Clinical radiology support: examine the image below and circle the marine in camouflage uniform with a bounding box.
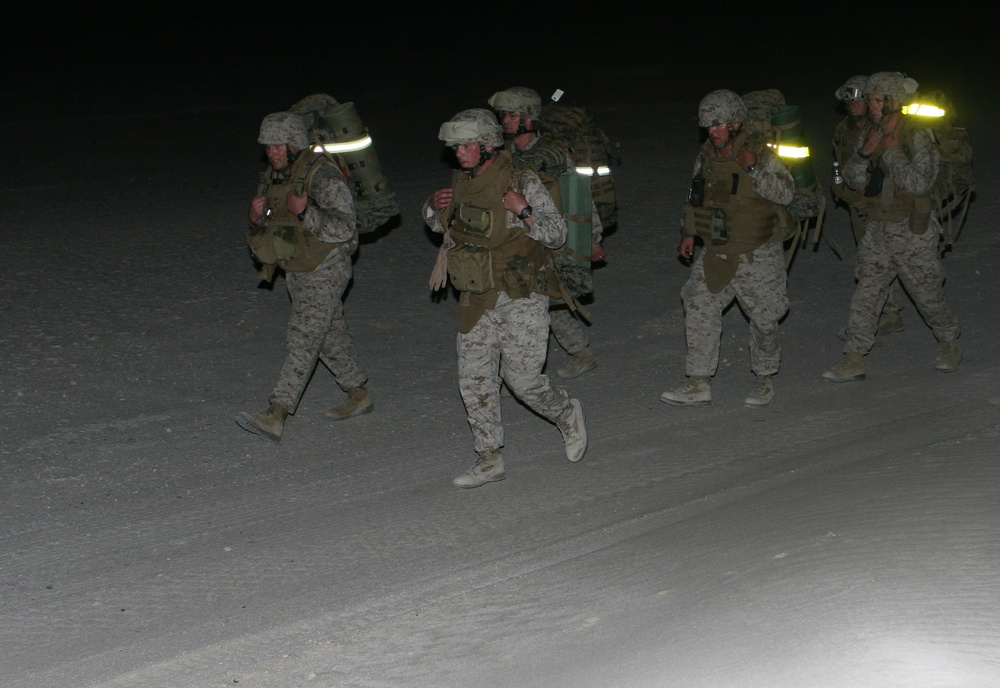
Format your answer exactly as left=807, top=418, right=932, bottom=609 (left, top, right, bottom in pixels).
left=236, top=112, right=372, bottom=443
left=488, top=87, right=604, bottom=380
left=824, top=72, right=961, bottom=382
left=661, top=89, right=795, bottom=408
left=832, top=75, right=907, bottom=338
left=423, top=109, right=588, bottom=488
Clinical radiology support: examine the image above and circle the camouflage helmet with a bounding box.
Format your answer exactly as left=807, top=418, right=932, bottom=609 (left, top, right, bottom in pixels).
left=865, top=72, right=919, bottom=102
left=835, top=75, right=868, bottom=101
left=698, top=89, right=748, bottom=127
left=258, top=112, right=310, bottom=149
left=438, top=108, right=504, bottom=148
left=487, top=87, right=543, bottom=120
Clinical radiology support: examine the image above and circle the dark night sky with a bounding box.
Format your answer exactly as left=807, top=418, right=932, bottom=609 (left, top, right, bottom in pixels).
left=12, top=4, right=991, bottom=98
left=8, top=3, right=994, bottom=153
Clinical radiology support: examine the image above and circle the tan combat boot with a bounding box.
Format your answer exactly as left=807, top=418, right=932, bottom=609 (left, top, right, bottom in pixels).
left=935, top=340, right=961, bottom=372
left=822, top=353, right=865, bottom=382
left=558, top=398, right=588, bottom=463
left=556, top=347, right=598, bottom=379
left=325, top=386, right=374, bottom=421
left=744, top=375, right=775, bottom=407
left=236, top=403, right=288, bottom=443
left=453, top=450, right=506, bottom=488
left=877, top=312, right=905, bottom=336
left=660, top=377, right=712, bottom=406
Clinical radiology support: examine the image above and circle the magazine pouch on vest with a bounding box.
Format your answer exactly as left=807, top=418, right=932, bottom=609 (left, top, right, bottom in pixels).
left=447, top=204, right=495, bottom=294
left=246, top=225, right=279, bottom=266
left=247, top=223, right=336, bottom=274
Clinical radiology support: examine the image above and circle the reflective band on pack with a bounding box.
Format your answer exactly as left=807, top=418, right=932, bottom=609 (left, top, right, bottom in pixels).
left=575, top=165, right=612, bottom=177
left=768, top=143, right=810, bottom=159
left=313, top=134, right=374, bottom=154
left=902, top=103, right=946, bottom=118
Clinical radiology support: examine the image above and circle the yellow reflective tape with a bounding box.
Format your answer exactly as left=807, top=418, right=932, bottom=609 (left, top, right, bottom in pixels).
left=767, top=143, right=810, bottom=159
left=314, top=135, right=374, bottom=154
left=902, top=103, right=946, bottom=118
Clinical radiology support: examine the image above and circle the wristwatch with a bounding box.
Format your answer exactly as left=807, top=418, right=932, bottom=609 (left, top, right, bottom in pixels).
left=297, top=207, right=308, bottom=221
left=745, top=163, right=757, bottom=174
left=517, top=205, right=533, bottom=220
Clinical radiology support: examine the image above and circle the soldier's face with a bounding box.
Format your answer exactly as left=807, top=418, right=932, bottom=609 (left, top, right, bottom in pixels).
left=454, top=142, right=482, bottom=169
left=866, top=94, right=887, bottom=123
left=707, top=122, right=737, bottom=148
left=846, top=98, right=867, bottom=119
left=266, top=144, right=290, bottom=170
left=498, top=111, right=520, bottom=134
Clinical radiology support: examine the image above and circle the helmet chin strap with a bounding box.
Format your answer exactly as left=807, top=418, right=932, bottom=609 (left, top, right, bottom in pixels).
left=499, top=113, right=536, bottom=140
left=713, top=123, right=738, bottom=149
left=462, top=144, right=500, bottom=177
left=515, top=113, right=536, bottom=137
left=868, top=97, right=901, bottom=124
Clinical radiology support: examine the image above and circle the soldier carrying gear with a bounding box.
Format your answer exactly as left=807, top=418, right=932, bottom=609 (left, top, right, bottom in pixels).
left=823, top=71, right=961, bottom=382
left=486, top=86, right=605, bottom=379
left=237, top=111, right=374, bottom=443
left=662, top=88, right=795, bottom=409
left=831, top=75, right=908, bottom=339
left=422, top=108, right=588, bottom=489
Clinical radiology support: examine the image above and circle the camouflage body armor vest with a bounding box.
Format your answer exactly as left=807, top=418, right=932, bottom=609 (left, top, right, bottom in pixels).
left=686, top=131, right=784, bottom=254
left=682, top=131, right=786, bottom=293
left=444, top=150, right=555, bottom=333
left=858, top=117, right=934, bottom=233
left=246, top=152, right=340, bottom=273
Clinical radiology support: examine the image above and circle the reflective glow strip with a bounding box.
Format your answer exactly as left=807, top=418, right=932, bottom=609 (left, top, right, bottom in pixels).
left=768, top=143, right=810, bottom=159
left=902, top=103, right=946, bottom=118
left=313, top=135, right=373, bottom=154
left=576, top=166, right=612, bottom=176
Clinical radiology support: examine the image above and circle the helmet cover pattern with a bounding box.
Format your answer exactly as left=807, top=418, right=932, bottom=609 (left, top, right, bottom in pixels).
left=698, top=89, right=749, bottom=127
left=258, top=112, right=310, bottom=149
left=864, top=72, right=919, bottom=102
left=487, top=87, right=543, bottom=120
left=438, top=108, right=504, bottom=148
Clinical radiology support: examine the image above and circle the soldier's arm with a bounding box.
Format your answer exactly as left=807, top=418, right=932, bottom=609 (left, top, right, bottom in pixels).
left=591, top=203, right=603, bottom=245
left=680, top=153, right=704, bottom=238
left=304, top=165, right=356, bottom=243
left=749, top=148, right=795, bottom=206
left=422, top=198, right=446, bottom=234
left=843, top=128, right=876, bottom=189
left=882, top=128, right=939, bottom=196
left=517, top=172, right=567, bottom=249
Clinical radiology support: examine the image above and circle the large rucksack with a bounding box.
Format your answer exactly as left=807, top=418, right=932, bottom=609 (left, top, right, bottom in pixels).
left=289, top=93, right=399, bottom=234
left=741, top=89, right=826, bottom=268
left=511, top=144, right=595, bottom=306
left=903, top=90, right=975, bottom=246
left=539, top=91, right=619, bottom=230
